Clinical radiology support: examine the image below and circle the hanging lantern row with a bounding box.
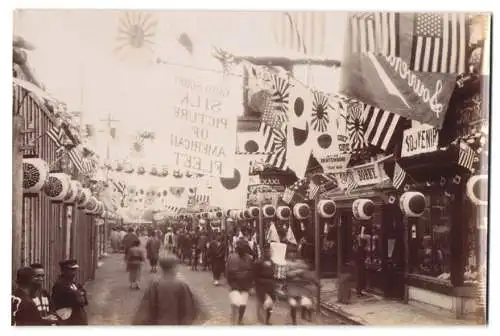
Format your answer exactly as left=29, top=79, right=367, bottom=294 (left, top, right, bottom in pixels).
left=352, top=199, right=375, bottom=220
left=399, top=192, right=426, bottom=217
left=22, top=158, right=116, bottom=218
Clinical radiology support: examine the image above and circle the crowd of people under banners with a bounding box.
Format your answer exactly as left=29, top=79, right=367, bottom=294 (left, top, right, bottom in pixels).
left=12, top=220, right=325, bottom=326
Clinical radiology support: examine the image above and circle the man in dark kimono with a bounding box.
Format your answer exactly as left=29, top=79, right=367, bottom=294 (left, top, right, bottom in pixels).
left=208, top=233, right=226, bottom=286
left=122, top=228, right=140, bottom=260
left=51, top=259, right=89, bottom=325
left=133, top=256, right=207, bottom=325
left=253, top=245, right=276, bottom=325
left=12, top=267, right=57, bottom=326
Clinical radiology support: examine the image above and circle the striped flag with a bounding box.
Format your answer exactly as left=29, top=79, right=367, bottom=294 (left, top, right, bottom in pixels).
left=410, top=13, right=469, bottom=74
left=282, top=187, right=295, bottom=204
left=392, top=162, right=406, bottom=189
left=46, top=125, right=65, bottom=150
left=458, top=141, right=476, bottom=171
left=112, top=180, right=126, bottom=195
left=362, top=104, right=406, bottom=152
left=345, top=174, right=358, bottom=195
left=67, top=147, right=84, bottom=173
left=273, top=12, right=326, bottom=55
left=349, top=12, right=400, bottom=56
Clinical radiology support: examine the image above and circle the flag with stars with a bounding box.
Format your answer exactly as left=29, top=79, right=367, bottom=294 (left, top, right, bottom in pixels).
left=410, top=13, right=469, bottom=74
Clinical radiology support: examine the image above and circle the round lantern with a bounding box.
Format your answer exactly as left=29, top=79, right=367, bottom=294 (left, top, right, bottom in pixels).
left=466, top=175, right=488, bottom=206
left=243, top=209, right=253, bottom=219
left=399, top=192, right=426, bottom=217
left=225, top=209, right=232, bottom=217
left=216, top=211, right=223, bottom=218
left=249, top=206, right=260, bottom=218
left=202, top=212, right=209, bottom=219
left=262, top=205, right=276, bottom=218
left=23, top=158, right=49, bottom=193
left=352, top=199, right=375, bottom=220
left=63, top=180, right=82, bottom=204
left=43, top=173, right=71, bottom=201
left=293, top=203, right=310, bottom=220
left=277, top=206, right=291, bottom=220
left=318, top=200, right=336, bottom=219
left=199, top=219, right=207, bottom=225
left=237, top=210, right=245, bottom=220
left=84, top=196, right=99, bottom=214
left=208, top=212, right=216, bottom=219
left=77, top=188, right=92, bottom=208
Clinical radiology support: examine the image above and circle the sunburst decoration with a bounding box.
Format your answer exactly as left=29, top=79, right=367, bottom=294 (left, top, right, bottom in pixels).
left=265, top=127, right=287, bottom=170
left=114, top=12, right=158, bottom=61
left=311, top=91, right=330, bottom=133
left=346, top=100, right=366, bottom=151
left=270, top=74, right=291, bottom=115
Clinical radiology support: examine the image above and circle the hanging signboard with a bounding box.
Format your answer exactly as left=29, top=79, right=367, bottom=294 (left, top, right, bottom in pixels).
left=160, top=67, right=239, bottom=178
left=352, top=161, right=382, bottom=186
left=319, top=152, right=351, bottom=173
left=401, top=125, right=439, bottom=157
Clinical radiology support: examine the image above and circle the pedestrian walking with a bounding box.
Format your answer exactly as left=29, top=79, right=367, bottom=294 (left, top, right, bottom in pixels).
left=51, top=260, right=89, bottom=325
left=146, top=231, right=162, bottom=273
left=110, top=228, right=121, bottom=253
left=208, top=233, right=226, bottom=286
left=122, top=228, right=140, bottom=257
left=133, top=256, right=207, bottom=325
left=253, top=245, right=276, bottom=325
left=164, top=228, right=175, bottom=253
left=126, top=240, right=145, bottom=289
left=226, top=240, right=254, bottom=325
left=285, top=248, right=318, bottom=325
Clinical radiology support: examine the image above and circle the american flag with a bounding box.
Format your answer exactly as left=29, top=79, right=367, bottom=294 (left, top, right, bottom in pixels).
left=349, top=12, right=400, bottom=57
left=363, top=103, right=406, bottom=152
left=345, top=174, right=358, bottom=195
left=282, top=187, right=295, bottom=204
left=410, top=13, right=469, bottom=74
left=67, top=146, right=85, bottom=173
left=273, top=12, right=326, bottom=55
left=46, top=125, right=65, bottom=153
left=458, top=141, right=476, bottom=171
left=112, top=180, right=126, bottom=195
left=393, top=162, right=407, bottom=189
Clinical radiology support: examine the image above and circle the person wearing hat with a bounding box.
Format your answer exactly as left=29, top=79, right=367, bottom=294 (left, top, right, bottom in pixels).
left=208, top=232, right=226, bottom=286
left=253, top=245, right=276, bottom=325
left=133, top=256, right=207, bottom=325
left=51, top=260, right=88, bottom=325
left=30, top=263, right=58, bottom=325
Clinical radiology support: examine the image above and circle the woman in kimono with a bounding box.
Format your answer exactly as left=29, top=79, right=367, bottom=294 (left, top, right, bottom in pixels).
left=133, top=256, right=207, bottom=325
left=126, top=240, right=145, bottom=289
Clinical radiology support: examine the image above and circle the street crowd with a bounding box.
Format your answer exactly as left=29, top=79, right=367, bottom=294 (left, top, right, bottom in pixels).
left=12, top=223, right=319, bottom=326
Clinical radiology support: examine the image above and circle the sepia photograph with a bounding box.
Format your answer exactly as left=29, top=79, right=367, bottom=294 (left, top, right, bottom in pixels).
left=9, top=6, right=491, bottom=327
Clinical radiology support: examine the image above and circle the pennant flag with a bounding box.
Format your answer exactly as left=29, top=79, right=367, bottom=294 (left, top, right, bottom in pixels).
left=410, top=13, right=469, bottom=74
left=308, top=173, right=338, bottom=199
left=362, top=103, right=407, bottom=152
left=458, top=140, right=476, bottom=171
left=392, top=162, right=407, bottom=189
left=211, top=157, right=251, bottom=210
left=286, top=226, right=297, bottom=245
left=348, top=12, right=400, bottom=57
left=266, top=222, right=281, bottom=243
left=282, top=178, right=309, bottom=204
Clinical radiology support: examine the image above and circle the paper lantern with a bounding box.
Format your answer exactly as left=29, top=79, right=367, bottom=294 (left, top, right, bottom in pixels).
left=208, top=212, right=216, bottom=219
left=352, top=199, right=375, bottom=220
left=23, top=158, right=49, bottom=193
left=293, top=203, right=310, bottom=220
left=399, top=192, right=426, bottom=217
left=63, top=180, right=82, bottom=204
left=202, top=212, right=209, bottom=219
left=243, top=209, right=253, bottom=219
left=84, top=196, right=99, bottom=213
left=277, top=206, right=291, bottom=220
left=466, top=175, right=488, bottom=206
left=249, top=206, right=260, bottom=218
left=225, top=209, right=232, bottom=217
left=199, top=219, right=207, bottom=225
left=216, top=211, right=223, bottom=218
left=43, top=173, right=71, bottom=201
left=317, top=200, right=336, bottom=218
left=77, top=188, right=92, bottom=208
left=237, top=210, right=245, bottom=220
left=262, top=205, right=276, bottom=218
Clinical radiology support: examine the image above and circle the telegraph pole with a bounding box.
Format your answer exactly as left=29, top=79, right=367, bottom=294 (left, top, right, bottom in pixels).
left=99, top=113, right=120, bottom=256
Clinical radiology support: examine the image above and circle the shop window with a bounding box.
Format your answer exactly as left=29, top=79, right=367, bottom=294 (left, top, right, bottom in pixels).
left=409, top=192, right=452, bottom=281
